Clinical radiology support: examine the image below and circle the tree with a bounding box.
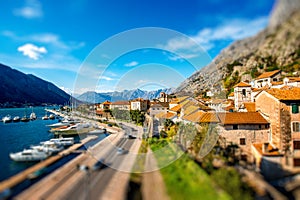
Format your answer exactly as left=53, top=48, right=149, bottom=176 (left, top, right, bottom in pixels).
left=164, top=119, right=174, bottom=130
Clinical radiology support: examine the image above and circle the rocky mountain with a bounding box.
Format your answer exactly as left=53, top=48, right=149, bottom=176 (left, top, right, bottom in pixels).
left=77, top=88, right=174, bottom=103
left=0, top=63, right=72, bottom=107
left=176, top=0, right=300, bottom=96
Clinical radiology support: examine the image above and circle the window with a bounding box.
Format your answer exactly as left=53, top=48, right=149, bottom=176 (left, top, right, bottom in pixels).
left=240, top=138, right=246, bottom=145
left=294, top=159, right=300, bottom=167
left=242, top=89, right=246, bottom=96
left=292, top=104, right=299, bottom=114
left=294, top=141, right=300, bottom=150
left=292, top=122, right=300, bottom=132
left=259, top=125, right=261, bottom=129
left=233, top=125, right=238, bottom=130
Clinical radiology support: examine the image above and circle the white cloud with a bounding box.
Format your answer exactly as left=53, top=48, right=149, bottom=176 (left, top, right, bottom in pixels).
left=13, top=0, right=43, bottom=19
left=124, top=61, right=138, bottom=67
left=17, top=43, right=47, bottom=60
left=101, top=76, right=114, bottom=81
left=161, top=16, right=269, bottom=54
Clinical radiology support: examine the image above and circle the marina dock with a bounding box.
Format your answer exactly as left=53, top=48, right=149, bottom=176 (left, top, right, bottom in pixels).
left=0, top=136, right=97, bottom=193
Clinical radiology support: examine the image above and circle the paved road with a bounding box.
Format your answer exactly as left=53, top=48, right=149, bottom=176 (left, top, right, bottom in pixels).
left=16, top=124, right=142, bottom=200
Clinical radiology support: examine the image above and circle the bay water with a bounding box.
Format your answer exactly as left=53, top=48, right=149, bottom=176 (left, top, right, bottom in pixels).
left=0, top=106, right=60, bottom=181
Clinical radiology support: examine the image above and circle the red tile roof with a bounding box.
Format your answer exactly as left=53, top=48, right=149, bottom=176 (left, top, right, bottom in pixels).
left=266, top=87, right=300, bottom=100
left=243, top=102, right=256, bottom=112
left=199, top=113, right=219, bottom=123
left=256, top=70, right=281, bottom=80
left=182, top=111, right=204, bottom=123
left=218, top=112, right=269, bottom=125
left=252, top=143, right=282, bottom=156
left=228, top=92, right=234, bottom=97
left=234, top=82, right=251, bottom=87
left=155, top=112, right=176, bottom=119
left=169, top=104, right=181, bottom=112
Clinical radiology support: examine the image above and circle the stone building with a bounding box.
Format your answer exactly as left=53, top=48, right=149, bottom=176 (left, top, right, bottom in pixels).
left=157, top=92, right=171, bottom=103
left=218, top=112, right=270, bottom=155
left=234, top=82, right=252, bottom=110
left=110, top=101, right=130, bottom=110
left=130, top=98, right=149, bottom=112
left=255, top=87, right=300, bottom=167
left=254, top=70, right=281, bottom=88
left=149, top=102, right=169, bottom=118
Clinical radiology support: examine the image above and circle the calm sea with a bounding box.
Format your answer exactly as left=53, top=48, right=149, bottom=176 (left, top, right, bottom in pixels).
left=0, top=106, right=60, bottom=181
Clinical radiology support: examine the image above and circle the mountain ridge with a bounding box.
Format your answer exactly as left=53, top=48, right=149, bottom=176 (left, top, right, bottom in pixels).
left=77, top=88, right=174, bottom=103
left=176, top=0, right=300, bottom=96
left=0, top=63, right=72, bottom=107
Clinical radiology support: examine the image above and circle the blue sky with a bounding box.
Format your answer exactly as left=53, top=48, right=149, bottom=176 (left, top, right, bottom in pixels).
left=0, top=0, right=275, bottom=94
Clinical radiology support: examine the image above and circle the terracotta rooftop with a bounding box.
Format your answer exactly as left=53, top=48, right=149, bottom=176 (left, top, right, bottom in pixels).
left=228, top=92, right=234, bottom=97
left=199, top=112, right=219, bottom=123
left=102, top=100, right=112, bottom=105
left=150, top=102, right=169, bottom=108
left=169, top=104, right=181, bottom=112
left=182, top=110, right=204, bottom=123
left=252, top=143, right=282, bottom=156
left=155, top=112, right=176, bottom=119
left=266, top=87, right=300, bottom=100
left=218, top=112, right=269, bottom=125
left=256, top=70, right=281, bottom=80
left=289, top=77, right=300, bottom=82
left=176, top=96, right=190, bottom=103
left=243, top=102, right=256, bottom=112
left=183, top=105, right=199, bottom=116
left=234, top=82, right=251, bottom=88
left=182, top=111, right=220, bottom=123
left=271, top=81, right=283, bottom=86
left=198, top=103, right=213, bottom=111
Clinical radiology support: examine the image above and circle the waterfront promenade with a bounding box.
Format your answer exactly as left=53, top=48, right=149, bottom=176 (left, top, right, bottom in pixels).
left=15, top=123, right=143, bottom=200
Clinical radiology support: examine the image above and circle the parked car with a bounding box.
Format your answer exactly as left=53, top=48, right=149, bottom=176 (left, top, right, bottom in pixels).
left=128, top=135, right=136, bottom=139
left=117, top=147, right=128, bottom=155
left=92, top=158, right=106, bottom=171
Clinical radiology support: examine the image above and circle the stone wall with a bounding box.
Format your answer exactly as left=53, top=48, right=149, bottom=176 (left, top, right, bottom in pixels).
left=219, top=126, right=269, bottom=153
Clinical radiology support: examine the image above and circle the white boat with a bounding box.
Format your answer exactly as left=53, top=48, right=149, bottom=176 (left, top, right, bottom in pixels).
left=13, top=116, right=20, bottom=122
left=30, top=112, right=37, bottom=120
left=47, top=121, right=73, bottom=128
left=49, top=114, right=55, bottom=120
left=31, top=142, right=64, bottom=154
left=42, top=115, right=49, bottom=120
left=30, top=106, right=37, bottom=120
left=9, top=149, right=49, bottom=162
left=50, top=123, right=93, bottom=136
left=42, top=108, right=49, bottom=120
left=49, top=137, right=74, bottom=146
left=2, top=115, right=12, bottom=123
left=20, top=116, right=30, bottom=122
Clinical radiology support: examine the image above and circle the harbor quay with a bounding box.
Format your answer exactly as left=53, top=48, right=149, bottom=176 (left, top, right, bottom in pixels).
left=15, top=124, right=142, bottom=200
left=0, top=135, right=97, bottom=195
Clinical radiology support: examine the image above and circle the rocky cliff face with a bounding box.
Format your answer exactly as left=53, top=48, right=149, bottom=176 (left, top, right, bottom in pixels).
left=176, top=0, right=300, bottom=96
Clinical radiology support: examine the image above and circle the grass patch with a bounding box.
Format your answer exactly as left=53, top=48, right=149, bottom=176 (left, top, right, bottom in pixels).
left=149, top=139, right=231, bottom=200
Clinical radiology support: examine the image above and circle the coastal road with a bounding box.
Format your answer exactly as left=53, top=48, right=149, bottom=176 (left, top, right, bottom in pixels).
left=16, top=124, right=142, bottom=200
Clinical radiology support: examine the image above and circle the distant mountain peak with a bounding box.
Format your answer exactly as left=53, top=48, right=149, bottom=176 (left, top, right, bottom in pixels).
left=77, top=88, right=174, bottom=103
